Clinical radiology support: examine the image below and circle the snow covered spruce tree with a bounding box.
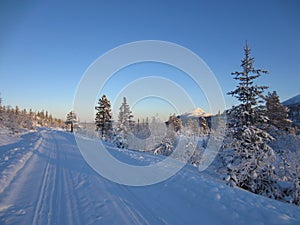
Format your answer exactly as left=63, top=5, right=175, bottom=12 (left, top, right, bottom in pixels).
left=95, top=95, right=113, bottom=141
left=264, top=91, right=300, bottom=204
left=199, top=116, right=209, bottom=134
left=225, top=42, right=280, bottom=199
left=65, top=111, right=78, bottom=133
left=265, top=91, right=292, bottom=132
left=264, top=91, right=293, bottom=182
left=114, top=97, right=135, bottom=148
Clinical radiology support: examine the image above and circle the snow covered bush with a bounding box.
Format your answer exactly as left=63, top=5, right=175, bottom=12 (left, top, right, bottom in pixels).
left=112, top=128, right=129, bottom=149
left=153, top=131, right=176, bottom=156
left=225, top=125, right=280, bottom=198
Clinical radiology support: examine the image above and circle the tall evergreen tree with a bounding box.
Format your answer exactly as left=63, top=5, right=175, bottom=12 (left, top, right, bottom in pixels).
left=95, top=95, right=113, bottom=140
left=117, top=97, right=135, bottom=133
left=114, top=97, right=135, bottom=148
left=225, top=42, right=279, bottom=199
left=228, top=41, right=269, bottom=127
left=265, top=91, right=292, bottom=131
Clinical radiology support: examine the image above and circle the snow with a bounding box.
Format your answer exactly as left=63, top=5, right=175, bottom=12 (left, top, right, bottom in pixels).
left=282, top=94, right=300, bottom=106
left=0, top=127, right=22, bottom=146
left=0, top=128, right=43, bottom=194
left=181, top=107, right=212, bottom=118
left=0, top=129, right=299, bottom=224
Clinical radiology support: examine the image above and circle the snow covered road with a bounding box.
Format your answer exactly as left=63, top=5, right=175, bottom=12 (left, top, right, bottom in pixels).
left=0, top=130, right=300, bottom=225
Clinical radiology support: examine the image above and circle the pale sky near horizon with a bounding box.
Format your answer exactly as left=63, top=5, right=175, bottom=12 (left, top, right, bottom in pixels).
left=1, top=0, right=299, bottom=121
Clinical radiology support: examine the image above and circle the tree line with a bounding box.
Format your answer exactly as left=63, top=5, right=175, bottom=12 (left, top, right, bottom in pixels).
left=0, top=98, right=64, bottom=133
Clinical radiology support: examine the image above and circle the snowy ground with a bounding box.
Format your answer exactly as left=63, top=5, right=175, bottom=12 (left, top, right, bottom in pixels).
left=0, top=129, right=299, bottom=225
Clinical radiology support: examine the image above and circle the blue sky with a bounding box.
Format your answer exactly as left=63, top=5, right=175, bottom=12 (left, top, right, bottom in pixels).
left=0, top=0, right=299, bottom=121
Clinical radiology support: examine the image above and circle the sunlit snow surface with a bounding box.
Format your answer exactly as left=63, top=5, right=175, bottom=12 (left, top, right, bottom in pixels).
left=0, top=129, right=299, bottom=225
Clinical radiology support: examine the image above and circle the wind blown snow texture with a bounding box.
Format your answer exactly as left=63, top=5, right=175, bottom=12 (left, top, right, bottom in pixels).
left=0, top=129, right=299, bottom=225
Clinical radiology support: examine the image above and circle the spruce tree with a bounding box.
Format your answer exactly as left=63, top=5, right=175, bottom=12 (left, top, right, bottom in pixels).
left=117, top=97, right=135, bottom=133
left=66, top=111, right=78, bottom=132
left=226, top=42, right=280, bottom=199
left=199, top=117, right=209, bottom=134
left=265, top=91, right=292, bottom=131
left=95, top=95, right=113, bottom=140
left=167, top=114, right=182, bottom=132
left=114, top=97, right=135, bottom=148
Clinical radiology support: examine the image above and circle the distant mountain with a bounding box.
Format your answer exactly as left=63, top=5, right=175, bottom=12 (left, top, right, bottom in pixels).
left=282, top=94, right=300, bottom=106
left=178, top=107, right=212, bottom=127
left=180, top=108, right=211, bottom=119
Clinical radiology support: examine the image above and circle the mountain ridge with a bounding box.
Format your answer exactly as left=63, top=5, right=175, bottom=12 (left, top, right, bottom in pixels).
left=282, top=94, right=300, bottom=106
left=180, top=107, right=211, bottom=118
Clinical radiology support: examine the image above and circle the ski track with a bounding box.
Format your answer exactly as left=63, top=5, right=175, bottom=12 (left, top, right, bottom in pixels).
left=0, top=129, right=300, bottom=225
left=0, top=130, right=82, bottom=225
left=32, top=131, right=82, bottom=225
left=0, top=130, right=160, bottom=225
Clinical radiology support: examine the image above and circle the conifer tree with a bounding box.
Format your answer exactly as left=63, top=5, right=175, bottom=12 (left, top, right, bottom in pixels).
left=199, top=117, right=209, bottom=134
left=117, top=97, right=135, bottom=133
left=265, top=91, right=292, bottom=131
left=95, top=95, right=113, bottom=140
left=167, top=114, right=182, bottom=132
left=66, top=111, right=78, bottom=132
left=225, top=42, right=279, bottom=199
left=114, top=97, right=135, bottom=148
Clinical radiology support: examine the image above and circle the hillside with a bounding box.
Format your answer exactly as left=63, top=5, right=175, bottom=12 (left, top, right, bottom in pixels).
left=282, top=94, right=300, bottom=131
left=283, top=94, right=300, bottom=106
